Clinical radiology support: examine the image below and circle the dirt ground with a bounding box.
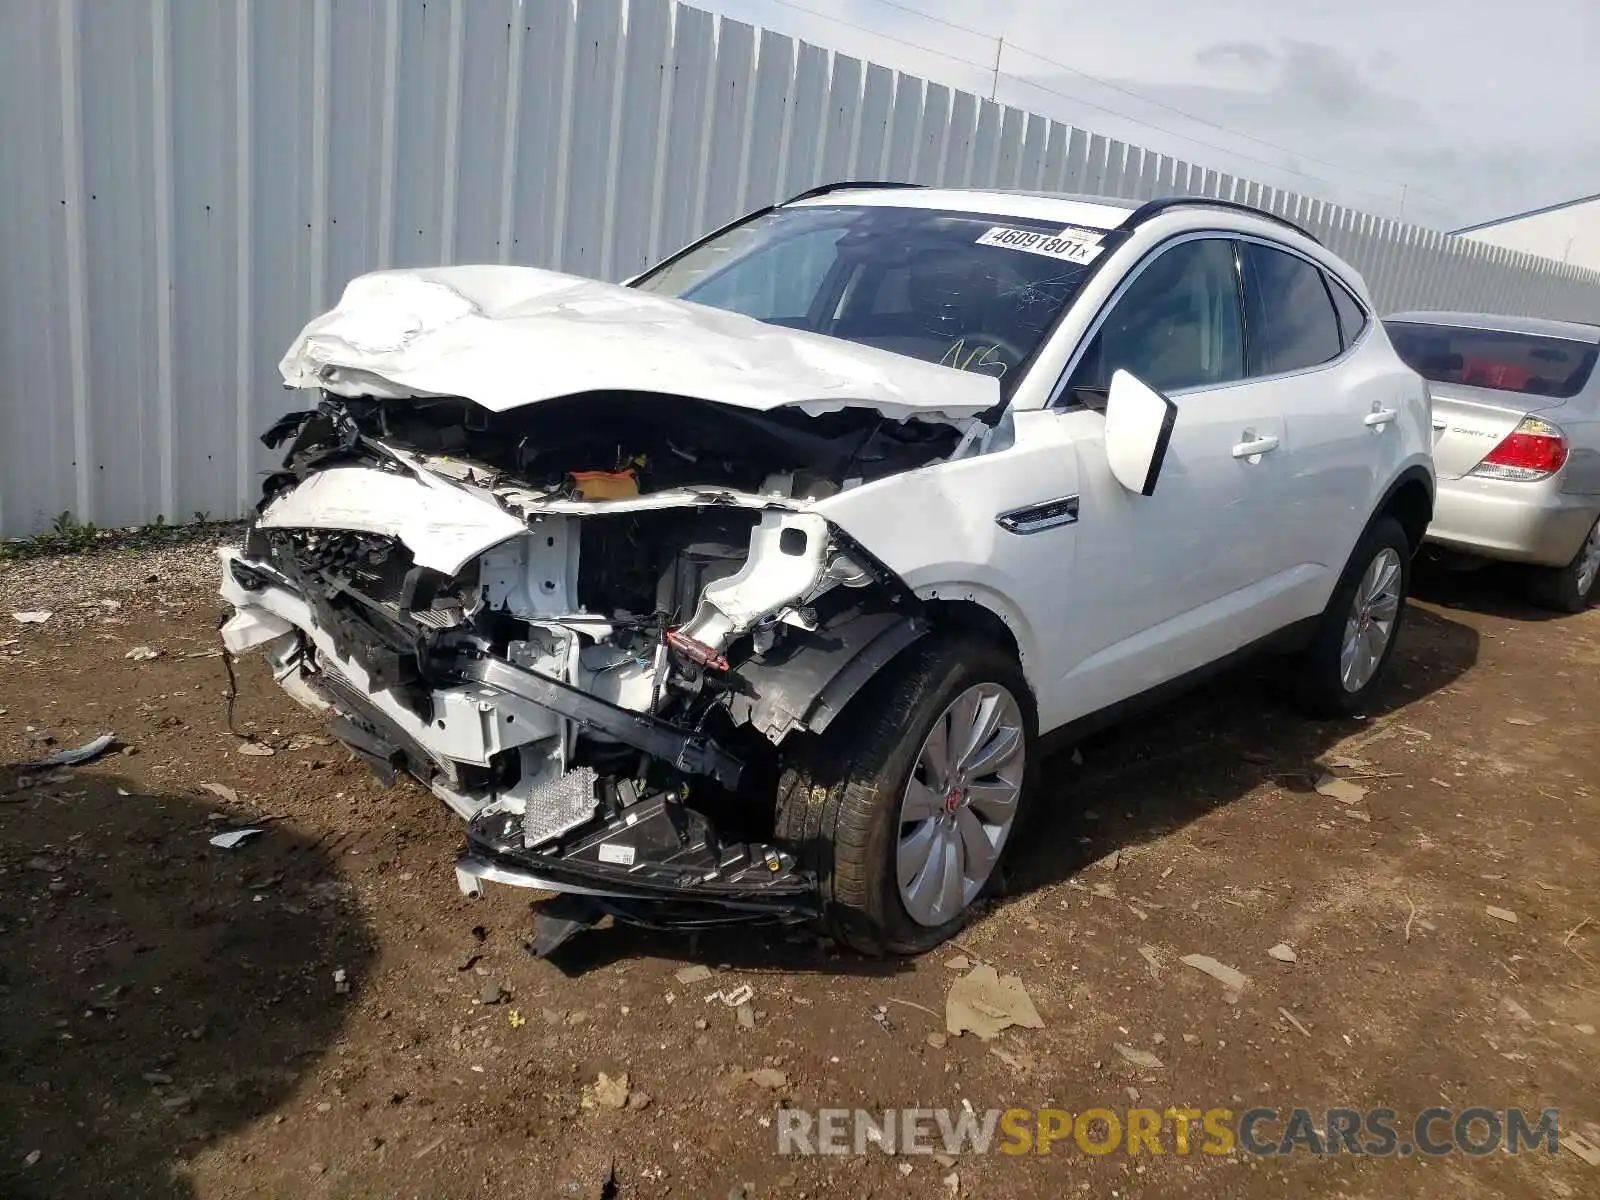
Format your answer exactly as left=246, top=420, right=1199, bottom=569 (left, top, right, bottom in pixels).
left=2, top=542, right=1598, bottom=1200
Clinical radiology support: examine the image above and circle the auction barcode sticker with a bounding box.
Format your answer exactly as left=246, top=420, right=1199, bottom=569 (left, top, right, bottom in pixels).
left=975, top=225, right=1105, bottom=263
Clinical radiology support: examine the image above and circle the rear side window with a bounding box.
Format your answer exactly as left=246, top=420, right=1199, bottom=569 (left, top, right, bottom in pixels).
left=1328, top=277, right=1368, bottom=347
left=1242, top=242, right=1342, bottom=375
left=1385, top=321, right=1599, bottom=398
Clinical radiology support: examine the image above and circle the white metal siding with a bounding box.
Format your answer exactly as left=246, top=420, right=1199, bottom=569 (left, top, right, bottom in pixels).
left=4, top=0, right=1600, bottom=536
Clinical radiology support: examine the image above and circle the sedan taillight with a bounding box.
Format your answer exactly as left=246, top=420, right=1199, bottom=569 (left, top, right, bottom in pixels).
left=1469, top=415, right=1569, bottom=481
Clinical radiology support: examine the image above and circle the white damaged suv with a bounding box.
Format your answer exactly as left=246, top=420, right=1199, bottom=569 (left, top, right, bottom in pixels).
left=221, top=185, right=1433, bottom=953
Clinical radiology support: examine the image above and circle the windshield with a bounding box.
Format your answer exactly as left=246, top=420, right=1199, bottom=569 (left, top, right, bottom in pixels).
left=1386, top=320, right=1599, bottom=399
left=632, top=204, right=1112, bottom=391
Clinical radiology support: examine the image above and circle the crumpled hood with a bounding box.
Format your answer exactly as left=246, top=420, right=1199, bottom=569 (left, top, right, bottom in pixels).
left=279, top=266, right=999, bottom=423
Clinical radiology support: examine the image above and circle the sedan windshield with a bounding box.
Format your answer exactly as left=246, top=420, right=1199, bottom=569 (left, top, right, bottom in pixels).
left=633, top=204, right=1112, bottom=391
left=1386, top=320, right=1599, bottom=399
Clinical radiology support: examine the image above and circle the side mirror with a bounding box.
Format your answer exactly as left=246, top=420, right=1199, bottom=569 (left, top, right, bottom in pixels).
left=1103, top=369, right=1177, bottom=496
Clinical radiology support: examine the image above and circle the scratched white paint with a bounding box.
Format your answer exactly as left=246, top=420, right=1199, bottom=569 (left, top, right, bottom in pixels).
left=3, top=0, right=1599, bottom=536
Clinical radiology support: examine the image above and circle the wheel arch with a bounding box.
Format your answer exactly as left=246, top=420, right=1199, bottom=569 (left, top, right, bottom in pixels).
left=914, top=586, right=1039, bottom=700
left=1379, top=465, right=1435, bottom=556
left=730, top=591, right=1038, bottom=749
left=921, top=597, right=1024, bottom=666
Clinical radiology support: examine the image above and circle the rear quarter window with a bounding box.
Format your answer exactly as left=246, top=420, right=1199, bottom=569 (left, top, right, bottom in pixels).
left=1327, top=277, right=1369, bottom=347
left=1242, top=242, right=1343, bottom=375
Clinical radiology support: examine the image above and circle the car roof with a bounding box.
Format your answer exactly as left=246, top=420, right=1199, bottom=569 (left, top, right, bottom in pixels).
left=1385, top=310, right=1600, bottom=344
left=785, top=186, right=1139, bottom=231
left=782, top=185, right=1329, bottom=257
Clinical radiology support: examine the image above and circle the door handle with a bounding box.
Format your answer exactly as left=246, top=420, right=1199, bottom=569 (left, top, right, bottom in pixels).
left=1232, top=432, right=1279, bottom=459
left=1365, top=407, right=1398, bottom=427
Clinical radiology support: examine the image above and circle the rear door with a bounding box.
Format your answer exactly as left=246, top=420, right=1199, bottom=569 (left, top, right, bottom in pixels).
left=1238, top=240, right=1411, bottom=585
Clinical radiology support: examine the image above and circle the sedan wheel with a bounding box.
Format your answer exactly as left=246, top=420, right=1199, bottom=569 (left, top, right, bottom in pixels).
left=1529, top=514, right=1600, bottom=613
left=895, top=683, right=1026, bottom=927
left=1576, top=519, right=1600, bottom=597
left=1340, top=546, right=1403, bottom=693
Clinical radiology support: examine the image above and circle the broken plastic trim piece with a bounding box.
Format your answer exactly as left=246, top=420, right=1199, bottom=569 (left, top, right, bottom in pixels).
left=441, top=651, right=743, bottom=789
left=453, top=856, right=813, bottom=913
left=527, top=894, right=606, bottom=957
left=728, top=608, right=928, bottom=743
left=18, top=732, right=116, bottom=770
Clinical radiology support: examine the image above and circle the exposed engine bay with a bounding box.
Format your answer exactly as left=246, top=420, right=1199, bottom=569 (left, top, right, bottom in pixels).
left=220, top=388, right=959, bottom=942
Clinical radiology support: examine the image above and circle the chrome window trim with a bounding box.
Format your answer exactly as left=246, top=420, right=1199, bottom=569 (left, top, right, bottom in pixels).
left=1048, top=230, right=1369, bottom=409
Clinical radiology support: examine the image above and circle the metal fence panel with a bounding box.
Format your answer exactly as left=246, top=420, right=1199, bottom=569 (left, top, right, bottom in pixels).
left=4, top=0, right=1600, bottom=535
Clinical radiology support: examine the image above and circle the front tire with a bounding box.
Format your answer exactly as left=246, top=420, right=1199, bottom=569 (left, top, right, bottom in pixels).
left=1290, top=515, right=1411, bottom=717
left=774, top=636, right=1034, bottom=955
left=1527, top=514, right=1600, bottom=613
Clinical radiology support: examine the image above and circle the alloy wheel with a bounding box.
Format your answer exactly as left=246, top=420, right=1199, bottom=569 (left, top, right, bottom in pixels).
left=1340, top=546, right=1403, bottom=693
left=895, top=683, right=1025, bottom=927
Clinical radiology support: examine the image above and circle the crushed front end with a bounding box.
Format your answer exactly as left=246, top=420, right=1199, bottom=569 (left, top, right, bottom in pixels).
left=220, top=391, right=945, bottom=933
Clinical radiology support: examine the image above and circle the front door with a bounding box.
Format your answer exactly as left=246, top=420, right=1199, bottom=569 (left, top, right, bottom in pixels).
left=1046, top=235, right=1300, bottom=725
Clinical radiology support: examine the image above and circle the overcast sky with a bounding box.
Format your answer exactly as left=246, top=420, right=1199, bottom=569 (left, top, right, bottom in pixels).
left=699, top=0, right=1600, bottom=230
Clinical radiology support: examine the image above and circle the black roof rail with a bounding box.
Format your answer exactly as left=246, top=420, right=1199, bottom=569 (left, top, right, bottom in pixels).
left=1120, top=197, right=1320, bottom=244
left=781, top=180, right=928, bottom=205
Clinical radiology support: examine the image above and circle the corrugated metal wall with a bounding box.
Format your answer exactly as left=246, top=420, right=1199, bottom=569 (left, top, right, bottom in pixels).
left=4, top=0, right=1599, bottom=537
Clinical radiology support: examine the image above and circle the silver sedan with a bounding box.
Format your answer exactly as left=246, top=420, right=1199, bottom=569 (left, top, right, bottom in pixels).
left=1386, top=312, right=1600, bottom=611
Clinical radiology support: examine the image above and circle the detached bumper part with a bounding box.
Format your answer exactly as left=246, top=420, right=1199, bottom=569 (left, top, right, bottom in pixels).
left=458, top=790, right=815, bottom=926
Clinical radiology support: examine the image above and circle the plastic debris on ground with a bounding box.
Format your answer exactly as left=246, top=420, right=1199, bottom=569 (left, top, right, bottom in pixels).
left=945, top=964, right=1044, bottom=1041
left=1180, top=954, right=1249, bottom=1003
left=11, top=611, right=52, bottom=624
left=1277, top=1007, right=1312, bottom=1037
left=18, top=732, right=115, bottom=770
left=1564, top=1129, right=1600, bottom=1166
left=209, top=827, right=265, bottom=850
left=1314, top=773, right=1368, bottom=805
left=1114, top=1043, right=1163, bottom=1069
